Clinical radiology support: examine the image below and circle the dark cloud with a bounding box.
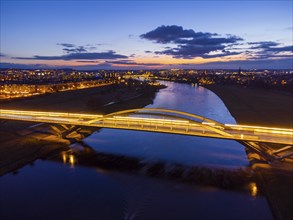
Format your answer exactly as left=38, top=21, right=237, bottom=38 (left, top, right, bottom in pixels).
left=63, top=46, right=88, bottom=54
left=140, top=25, right=292, bottom=61
left=140, top=25, right=205, bottom=44
left=58, top=43, right=84, bottom=54
left=145, top=50, right=152, bottom=53
left=248, top=41, right=292, bottom=52
left=76, top=60, right=100, bottom=63
left=155, top=45, right=241, bottom=59
left=247, top=41, right=293, bottom=60
left=13, top=42, right=128, bottom=61
left=14, top=51, right=128, bottom=60
left=266, top=45, right=292, bottom=52
left=140, top=25, right=243, bottom=59
left=248, top=41, right=279, bottom=49
left=247, top=53, right=293, bottom=61
left=0, top=53, right=5, bottom=57
left=57, top=43, right=75, bottom=48
left=175, top=35, right=241, bottom=46
left=106, top=60, right=162, bottom=66
left=57, top=43, right=98, bottom=54
left=0, top=62, right=52, bottom=69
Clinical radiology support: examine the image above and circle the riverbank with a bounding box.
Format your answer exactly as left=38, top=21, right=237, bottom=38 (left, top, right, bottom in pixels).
left=0, top=80, right=276, bottom=220
left=0, top=82, right=165, bottom=176
left=204, top=85, right=293, bottom=128
left=205, top=84, right=293, bottom=220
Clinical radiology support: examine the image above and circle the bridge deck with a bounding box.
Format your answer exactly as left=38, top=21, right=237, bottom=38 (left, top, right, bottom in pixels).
left=1, top=109, right=292, bottom=145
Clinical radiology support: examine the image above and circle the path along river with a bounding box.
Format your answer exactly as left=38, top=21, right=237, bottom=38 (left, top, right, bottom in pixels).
left=0, top=81, right=273, bottom=220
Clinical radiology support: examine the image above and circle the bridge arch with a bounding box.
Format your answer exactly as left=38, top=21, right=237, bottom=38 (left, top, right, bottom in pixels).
left=105, top=108, right=222, bottom=124
left=89, top=108, right=232, bottom=137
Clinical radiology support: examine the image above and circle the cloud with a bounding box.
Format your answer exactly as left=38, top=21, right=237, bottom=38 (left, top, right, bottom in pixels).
left=140, top=25, right=292, bottom=61
left=248, top=41, right=279, bottom=49
left=140, top=25, right=243, bottom=59
left=0, top=62, right=53, bottom=69
left=106, top=60, right=162, bottom=66
left=0, top=53, right=6, bottom=57
left=14, top=43, right=127, bottom=61
left=57, top=43, right=75, bottom=48
left=57, top=43, right=97, bottom=54
left=140, top=25, right=205, bottom=44
left=155, top=45, right=242, bottom=59
left=247, top=41, right=293, bottom=60
left=265, top=45, right=292, bottom=52
left=76, top=60, right=100, bottom=63
left=14, top=50, right=128, bottom=60
left=248, top=41, right=292, bottom=52
left=62, top=47, right=88, bottom=53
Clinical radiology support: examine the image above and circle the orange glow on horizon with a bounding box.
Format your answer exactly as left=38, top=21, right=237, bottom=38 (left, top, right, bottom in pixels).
left=129, top=54, right=248, bottom=66
left=6, top=53, right=249, bottom=68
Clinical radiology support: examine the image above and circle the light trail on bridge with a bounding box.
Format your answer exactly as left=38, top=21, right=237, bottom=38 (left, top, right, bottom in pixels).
left=1, top=108, right=292, bottom=147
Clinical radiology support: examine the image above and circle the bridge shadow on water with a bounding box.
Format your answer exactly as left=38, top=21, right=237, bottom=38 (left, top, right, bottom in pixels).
left=49, top=142, right=260, bottom=195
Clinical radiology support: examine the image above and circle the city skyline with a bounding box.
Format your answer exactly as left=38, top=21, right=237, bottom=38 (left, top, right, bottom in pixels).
left=0, top=0, right=292, bottom=70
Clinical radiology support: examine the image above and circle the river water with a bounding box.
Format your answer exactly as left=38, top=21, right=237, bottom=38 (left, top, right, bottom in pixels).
left=0, top=81, right=273, bottom=220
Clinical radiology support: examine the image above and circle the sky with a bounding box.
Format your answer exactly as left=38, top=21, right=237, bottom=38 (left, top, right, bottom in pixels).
left=0, top=0, right=292, bottom=70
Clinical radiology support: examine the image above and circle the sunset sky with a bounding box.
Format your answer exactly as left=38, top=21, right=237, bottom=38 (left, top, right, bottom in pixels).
left=0, top=0, right=292, bottom=69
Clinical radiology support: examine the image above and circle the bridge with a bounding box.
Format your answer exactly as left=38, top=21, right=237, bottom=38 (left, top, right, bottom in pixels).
left=0, top=108, right=292, bottom=161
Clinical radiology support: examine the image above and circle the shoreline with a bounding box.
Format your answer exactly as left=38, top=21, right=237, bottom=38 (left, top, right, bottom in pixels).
left=204, top=84, right=293, bottom=220
left=1, top=81, right=292, bottom=219
left=0, top=82, right=165, bottom=176
left=204, top=84, right=293, bottom=128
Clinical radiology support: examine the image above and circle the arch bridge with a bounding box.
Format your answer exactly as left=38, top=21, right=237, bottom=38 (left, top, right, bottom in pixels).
left=0, top=108, right=292, bottom=162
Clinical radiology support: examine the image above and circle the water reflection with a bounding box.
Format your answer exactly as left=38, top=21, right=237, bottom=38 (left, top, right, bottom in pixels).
left=69, top=155, right=76, bottom=168
left=0, top=158, right=272, bottom=220
left=0, top=81, right=273, bottom=220
left=61, top=151, right=76, bottom=168
left=85, top=81, right=249, bottom=167
left=62, top=152, right=67, bottom=164
left=55, top=145, right=257, bottom=193
left=249, top=182, right=258, bottom=197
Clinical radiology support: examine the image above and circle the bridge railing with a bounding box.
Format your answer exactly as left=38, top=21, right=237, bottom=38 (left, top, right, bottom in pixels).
left=1, top=108, right=292, bottom=146
left=0, top=109, right=102, bottom=119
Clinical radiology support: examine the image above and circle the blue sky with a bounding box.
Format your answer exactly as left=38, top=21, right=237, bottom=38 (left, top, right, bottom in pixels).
left=0, top=0, right=292, bottom=69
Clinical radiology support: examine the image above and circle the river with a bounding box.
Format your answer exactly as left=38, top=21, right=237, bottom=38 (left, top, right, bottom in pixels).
left=0, top=81, right=273, bottom=220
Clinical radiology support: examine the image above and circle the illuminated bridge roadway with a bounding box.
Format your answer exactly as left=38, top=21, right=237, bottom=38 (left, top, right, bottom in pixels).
left=0, top=108, right=292, bottom=161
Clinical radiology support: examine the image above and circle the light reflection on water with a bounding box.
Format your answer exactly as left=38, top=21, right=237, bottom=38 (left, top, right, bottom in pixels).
left=85, top=81, right=248, bottom=167
left=0, top=160, right=272, bottom=220
left=61, top=151, right=76, bottom=168
left=0, top=81, right=273, bottom=220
